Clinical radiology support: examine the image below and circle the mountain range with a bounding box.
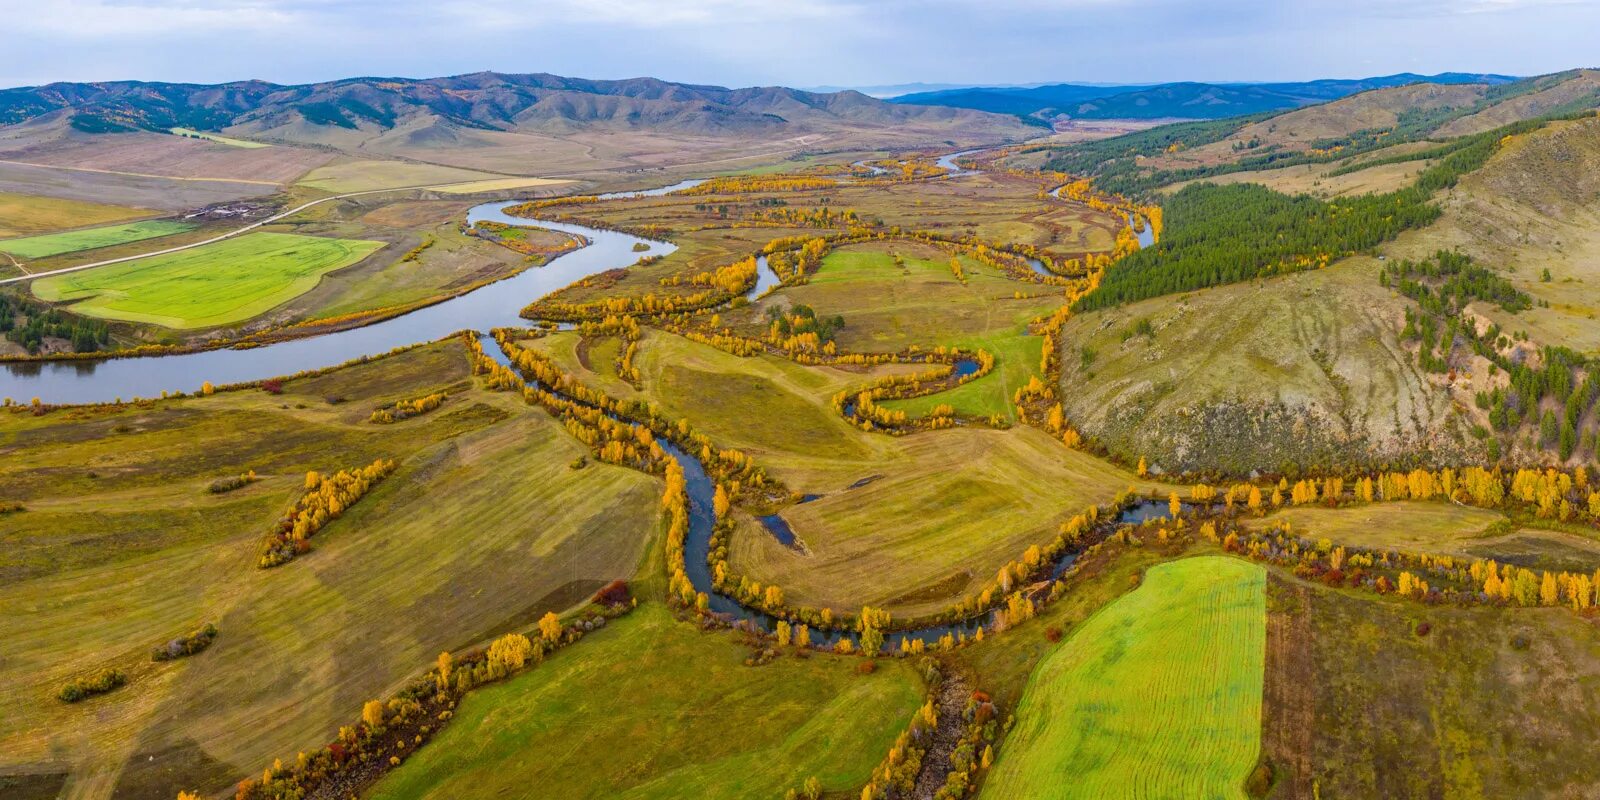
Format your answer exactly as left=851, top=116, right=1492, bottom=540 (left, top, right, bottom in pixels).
left=0, top=72, right=1023, bottom=139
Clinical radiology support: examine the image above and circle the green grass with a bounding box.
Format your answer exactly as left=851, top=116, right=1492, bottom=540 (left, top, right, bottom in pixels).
left=0, top=340, right=662, bottom=796
left=760, top=242, right=1064, bottom=421
left=30, top=231, right=386, bottom=328
left=0, top=220, right=196, bottom=259
left=369, top=602, right=921, bottom=800
left=983, top=556, right=1266, bottom=800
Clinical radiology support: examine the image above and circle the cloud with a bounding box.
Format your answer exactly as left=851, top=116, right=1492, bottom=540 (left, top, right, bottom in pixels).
left=0, top=0, right=297, bottom=38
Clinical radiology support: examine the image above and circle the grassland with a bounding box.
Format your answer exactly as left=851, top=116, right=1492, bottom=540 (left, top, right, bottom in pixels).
left=30, top=231, right=386, bottom=328
left=1249, top=501, right=1600, bottom=573
left=742, top=241, right=1063, bottom=420
left=0, top=219, right=195, bottom=259
left=369, top=602, right=921, bottom=800
left=0, top=339, right=662, bottom=798
left=431, top=176, right=572, bottom=194
left=572, top=329, right=1169, bottom=618
left=1264, top=576, right=1600, bottom=798
left=0, top=191, right=156, bottom=238
left=982, top=556, right=1265, bottom=799
left=295, top=160, right=514, bottom=193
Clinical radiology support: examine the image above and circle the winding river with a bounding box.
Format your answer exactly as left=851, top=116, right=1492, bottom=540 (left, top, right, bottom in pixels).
left=0, top=181, right=721, bottom=406
left=2, top=165, right=1171, bottom=649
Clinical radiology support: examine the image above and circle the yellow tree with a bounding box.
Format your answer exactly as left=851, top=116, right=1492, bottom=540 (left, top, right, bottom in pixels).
left=362, top=699, right=385, bottom=730
left=539, top=611, right=562, bottom=643
left=436, top=651, right=452, bottom=693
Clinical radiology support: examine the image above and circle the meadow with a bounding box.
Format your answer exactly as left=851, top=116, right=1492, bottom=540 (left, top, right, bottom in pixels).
left=0, top=339, right=663, bottom=798
left=367, top=603, right=922, bottom=800
left=0, top=219, right=195, bottom=259
left=981, top=556, right=1266, bottom=799
left=29, top=231, right=386, bottom=328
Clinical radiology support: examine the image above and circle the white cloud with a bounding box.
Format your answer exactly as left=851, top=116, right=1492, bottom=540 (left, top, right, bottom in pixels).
left=0, top=0, right=297, bottom=37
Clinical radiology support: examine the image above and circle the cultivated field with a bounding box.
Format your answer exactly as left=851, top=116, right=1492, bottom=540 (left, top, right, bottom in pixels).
left=0, top=191, right=156, bottom=238
left=0, top=219, right=195, bottom=259
left=982, top=556, right=1267, bottom=799
left=0, top=340, right=662, bottom=798
left=30, top=231, right=386, bottom=328
left=368, top=603, right=922, bottom=800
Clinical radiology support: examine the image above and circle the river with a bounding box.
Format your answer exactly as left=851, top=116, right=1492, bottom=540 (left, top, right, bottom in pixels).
left=0, top=180, right=775, bottom=406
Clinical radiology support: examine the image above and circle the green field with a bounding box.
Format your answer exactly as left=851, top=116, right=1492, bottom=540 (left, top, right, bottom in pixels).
left=0, top=340, right=662, bottom=797
left=30, top=231, right=386, bottom=328
left=758, top=243, right=1061, bottom=420
left=983, top=556, right=1266, bottom=799
left=369, top=602, right=921, bottom=800
left=0, top=219, right=196, bottom=259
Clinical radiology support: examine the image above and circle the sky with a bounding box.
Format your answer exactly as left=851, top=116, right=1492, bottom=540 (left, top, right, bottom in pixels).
left=1, top=0, right=1596, bottom=91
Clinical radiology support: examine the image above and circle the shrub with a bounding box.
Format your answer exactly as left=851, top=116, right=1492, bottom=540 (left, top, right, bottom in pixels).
left=58, top=668, right=126, bottom=703
left=592, top=580, right=630, bottom=606
left=207, top=472, right=259, bottom=494
left=260, top=378, right=284, bottom=395
left=1044, top=626, right=1064, bottom=642
left=152, top=623, right=219, bottom=661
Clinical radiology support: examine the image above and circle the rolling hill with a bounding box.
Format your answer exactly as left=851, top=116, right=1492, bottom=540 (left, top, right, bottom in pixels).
left=893, top=72, right=1517, bottom=121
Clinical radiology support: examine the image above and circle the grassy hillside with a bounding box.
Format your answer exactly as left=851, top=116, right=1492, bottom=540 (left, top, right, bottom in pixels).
left=369, top=603, right=922, bottom=800
left=1056, top=258, right=1477, bottom=475
left=982, top=557, right=1266, bottom=799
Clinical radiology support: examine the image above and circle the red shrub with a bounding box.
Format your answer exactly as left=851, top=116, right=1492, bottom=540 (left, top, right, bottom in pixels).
left=592, top=579, right=630, bottom=606
left=1322, top=569, right=1344, bottom=587
left=856, top=660, right=877, bottom=674
left=261, top=379, right=284, bottom=395
left=1045, top=627, right=1063, bottom=642
left=1415, top=622, right=1432, bottom=637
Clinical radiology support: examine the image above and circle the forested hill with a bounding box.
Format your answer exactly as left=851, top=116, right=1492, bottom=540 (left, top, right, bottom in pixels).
left=0, top=72, right=1028, bottom=138
left=893, top=72, right=1518, bottom=120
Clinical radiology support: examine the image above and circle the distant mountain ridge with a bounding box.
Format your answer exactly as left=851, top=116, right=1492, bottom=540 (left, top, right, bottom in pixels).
left=892, top=72, right=1520, bottom=120
left=0, top=71, right=1025, bottom=139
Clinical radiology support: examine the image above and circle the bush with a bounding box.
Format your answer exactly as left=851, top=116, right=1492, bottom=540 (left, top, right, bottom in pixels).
left=152, top=623, right=219, bottom=661
left=58, top=668, right=126, bottom=703
left=1044, top=626, right=1063, bottom=642
left=592, top=580, right=630, bottom=606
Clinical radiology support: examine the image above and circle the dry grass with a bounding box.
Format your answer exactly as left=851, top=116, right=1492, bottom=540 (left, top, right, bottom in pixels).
left=0, top=340, right=661, bottom=797
left=0, top=191, right=157, bottom=238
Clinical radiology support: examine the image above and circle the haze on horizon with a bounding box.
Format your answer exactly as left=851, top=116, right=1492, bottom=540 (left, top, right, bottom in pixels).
left=0, top=0, right=1595, bottom=92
